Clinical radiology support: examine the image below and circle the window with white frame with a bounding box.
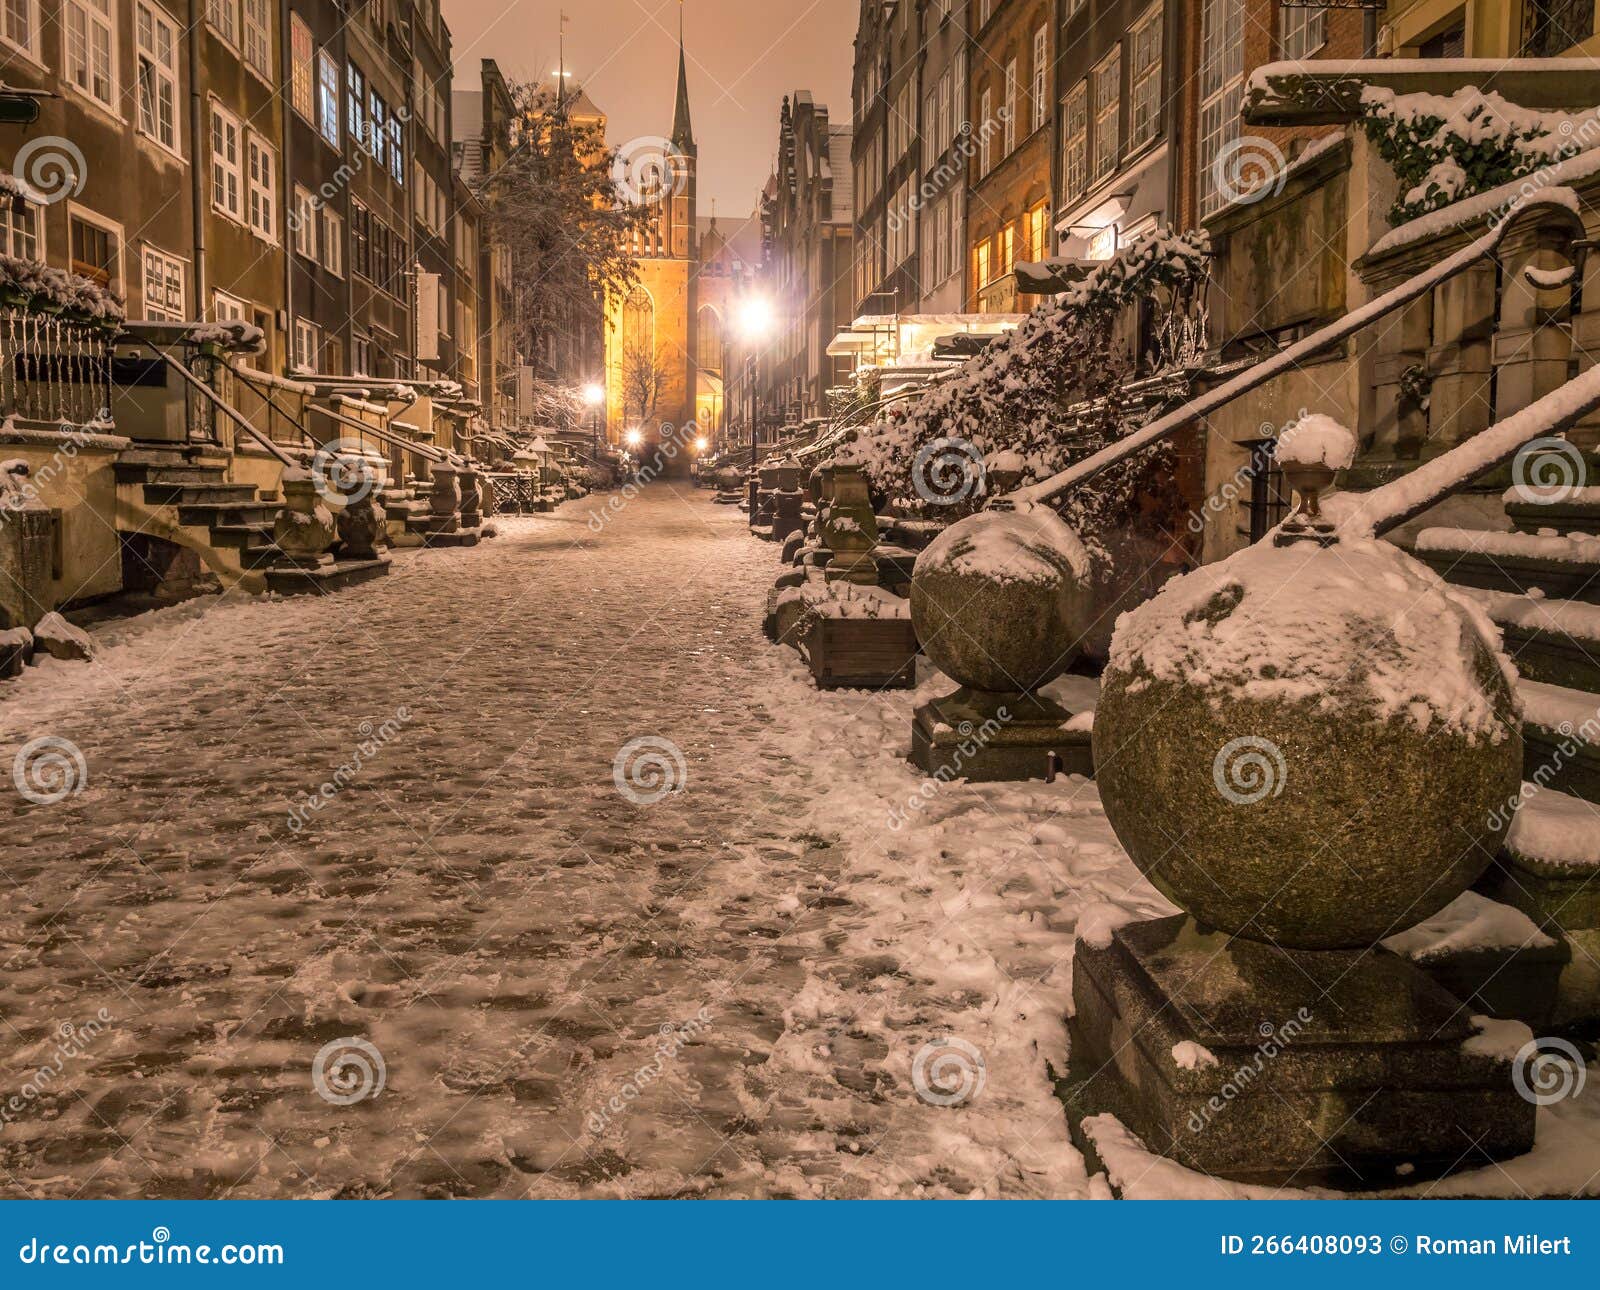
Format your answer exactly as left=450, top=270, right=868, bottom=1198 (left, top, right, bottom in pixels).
left=1063, top=82, right=1088, bottom=203
left=141, top=246, right=185, bottom=320
left=0, top=201, right=40, bottom=259
left=293, top=185, right=315, bottom=258
left=242, top=0, right=270, bottom=77
left=69, top=210, right=119, bottom=288
left=289, top=16, right=314, bottom=120
left=135, top=2, right=178, bottom=151
left=1130, top=4, right=1164, bottom=150
left=3, top=0, right=39, bottom=59
left=1199, top=0, right=1246, bottom=216
left=206, top=0, right=236, bottom=47
left=1092, top=49, right=1121, bottom=182
left=1280, top=2, right=1326, bottom=60
left=1003, top=59, right=1017, bottom=154
left=213, top=289, right=247, bottom=322
left=1031, top=26, right=1048, bottom=134
left=318, top=53, right=340, bottom=147
left=935, top=198, right=950, bottom=284
left=293, top=318, right=320, bottom=371
left=937, top=69, right=951, bottom=153
left=210, top=102, right=243, bottom=220
left=247, top=135, right=277, bottom=241
left=320, top=206, right=343, bottom=277
left=65, top=0, right=116, bottom=110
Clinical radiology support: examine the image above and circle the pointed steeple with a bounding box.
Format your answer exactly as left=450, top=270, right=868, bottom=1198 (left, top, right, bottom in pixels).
left=672, top=2, right=694, bottom=152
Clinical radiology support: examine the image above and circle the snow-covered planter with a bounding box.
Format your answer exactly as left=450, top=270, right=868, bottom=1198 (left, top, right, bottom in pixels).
left=1094, top=535, right=1523, bottom=949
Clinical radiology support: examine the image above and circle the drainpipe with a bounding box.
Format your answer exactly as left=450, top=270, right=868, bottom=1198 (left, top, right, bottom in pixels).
left=188, top=0, right=207, bottom=316
left=280, top=0, right=295, bottom=363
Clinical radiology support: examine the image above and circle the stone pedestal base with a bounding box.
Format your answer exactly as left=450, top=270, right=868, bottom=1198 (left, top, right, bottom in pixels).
left=1064, top=916, right=1536, bottom=1189
left=423, top=526, right=483, bottom=549
left=911, top=688, right=1091, bottom=783
left=265, top=557, right=391, bottom=596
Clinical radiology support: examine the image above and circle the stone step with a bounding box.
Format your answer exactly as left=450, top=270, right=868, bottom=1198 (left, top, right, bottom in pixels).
left=1415, top=527, right=1600, bottom=602
left=264, top=557, right=390, bottom=596
left=1484, top=788, right=1600, bottom=933
left=1461, top=588, right=1600, bottom=694
left=1520, top=677, right=1600, bottom=804
left=1506, top=494, right=1600, bottom=537
left=176, top=500, right=279, bottom=529
left=206, top=522, right=276, bottom=551
left=143, top=480, right=259, bottom=507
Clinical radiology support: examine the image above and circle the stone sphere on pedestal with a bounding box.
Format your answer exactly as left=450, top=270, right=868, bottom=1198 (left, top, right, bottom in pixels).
left=910, top=503, right=1094, bottom=694
left=1093, top=537, right=1522, bottom=950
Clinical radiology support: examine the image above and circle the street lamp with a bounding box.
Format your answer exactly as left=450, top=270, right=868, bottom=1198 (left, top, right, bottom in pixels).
left=624, top=427, right=643, bottom=450
left=737, top=293, right=776, bottom=470
left=582, top=382, right=605, bottom=466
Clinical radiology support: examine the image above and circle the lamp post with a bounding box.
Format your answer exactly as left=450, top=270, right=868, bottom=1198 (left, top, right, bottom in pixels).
left=582, top=381, right=604, bottom=470
left=736, top=294, right=775, bottom=470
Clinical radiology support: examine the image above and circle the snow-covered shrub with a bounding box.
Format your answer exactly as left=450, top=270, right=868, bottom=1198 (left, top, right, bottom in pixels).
left=1362, top=87, right=1600, bottom=223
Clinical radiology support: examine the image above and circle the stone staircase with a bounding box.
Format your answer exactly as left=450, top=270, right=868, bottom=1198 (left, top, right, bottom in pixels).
left=1412, top=459, right=1600, bottom=1037
left=383, top=476, right=435, bottom=548
left=114, top=445, right=288, bottom=596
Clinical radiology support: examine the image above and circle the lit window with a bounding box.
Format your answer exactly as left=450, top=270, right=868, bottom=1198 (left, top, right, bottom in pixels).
left=289, top=16, right=314, bottom=120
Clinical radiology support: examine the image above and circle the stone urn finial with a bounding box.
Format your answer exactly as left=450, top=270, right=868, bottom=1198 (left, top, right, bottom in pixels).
left=1272, top=413, right=1356, bottom=549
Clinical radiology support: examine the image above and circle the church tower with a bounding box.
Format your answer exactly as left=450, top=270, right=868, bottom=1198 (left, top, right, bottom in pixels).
left=604, top=7, right=700, bottom=476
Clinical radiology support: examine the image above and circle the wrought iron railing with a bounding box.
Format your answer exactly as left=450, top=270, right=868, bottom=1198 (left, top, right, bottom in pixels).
left=0, top=305, right=115, bottom=426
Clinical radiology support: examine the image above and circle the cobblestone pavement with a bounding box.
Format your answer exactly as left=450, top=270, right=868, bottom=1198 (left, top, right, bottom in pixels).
left=0, top=485, right=1145, bottom=1198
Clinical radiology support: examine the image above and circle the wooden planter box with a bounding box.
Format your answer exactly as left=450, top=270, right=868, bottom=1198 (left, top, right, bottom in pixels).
left=800, top=614, right=918, bottom=690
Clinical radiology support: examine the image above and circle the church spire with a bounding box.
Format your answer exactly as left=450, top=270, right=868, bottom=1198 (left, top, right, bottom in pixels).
left=672, top=1, right=694, bottom=151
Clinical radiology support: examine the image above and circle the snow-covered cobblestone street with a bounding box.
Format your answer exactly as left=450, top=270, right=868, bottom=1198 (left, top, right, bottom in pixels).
left=0, top=486, right=1162, bottom=1199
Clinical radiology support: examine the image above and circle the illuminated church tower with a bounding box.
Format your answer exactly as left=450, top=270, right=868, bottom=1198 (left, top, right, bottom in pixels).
left=605, top=13, right=699, bottom=475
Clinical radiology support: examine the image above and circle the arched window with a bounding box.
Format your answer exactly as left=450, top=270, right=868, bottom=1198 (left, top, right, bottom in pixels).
left=696, top=305, right=722, bottom=374
left=623, top=286, right=655, bottom=355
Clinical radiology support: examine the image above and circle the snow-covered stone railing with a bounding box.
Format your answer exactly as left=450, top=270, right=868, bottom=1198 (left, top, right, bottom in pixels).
left=1007, top=190, right=1579, bottom=508
left=309, top=395, right=463, bottom=467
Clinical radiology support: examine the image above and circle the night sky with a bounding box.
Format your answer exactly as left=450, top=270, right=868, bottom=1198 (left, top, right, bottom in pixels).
left=444, top=0, right=859, bottom=221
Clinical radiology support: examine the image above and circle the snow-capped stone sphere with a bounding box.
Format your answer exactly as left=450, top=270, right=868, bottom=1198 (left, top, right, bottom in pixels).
left=1093, top=537, right=1522, bottom=950
left=910, top=503, right=1094, bottom=693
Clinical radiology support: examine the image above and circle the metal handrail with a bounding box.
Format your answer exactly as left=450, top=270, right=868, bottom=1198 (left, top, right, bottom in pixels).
left=120, top=335, right=299, bottom=468
left=310, top=396, right=464, bottom=467
left=1008, top=190, right=1582, bottom=509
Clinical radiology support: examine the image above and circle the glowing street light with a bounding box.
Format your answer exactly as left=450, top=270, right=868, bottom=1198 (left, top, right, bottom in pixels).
left=693, top=436, right=709, bottom=453
left=582, top=383, right=605, bottom=406
left=624, top=428, right=643, bottom=450
left=736, top=294, right=776, bottom=343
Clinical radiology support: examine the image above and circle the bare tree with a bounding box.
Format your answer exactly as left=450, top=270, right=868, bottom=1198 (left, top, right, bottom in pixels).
left=621, top=340, right=670, bottom=425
